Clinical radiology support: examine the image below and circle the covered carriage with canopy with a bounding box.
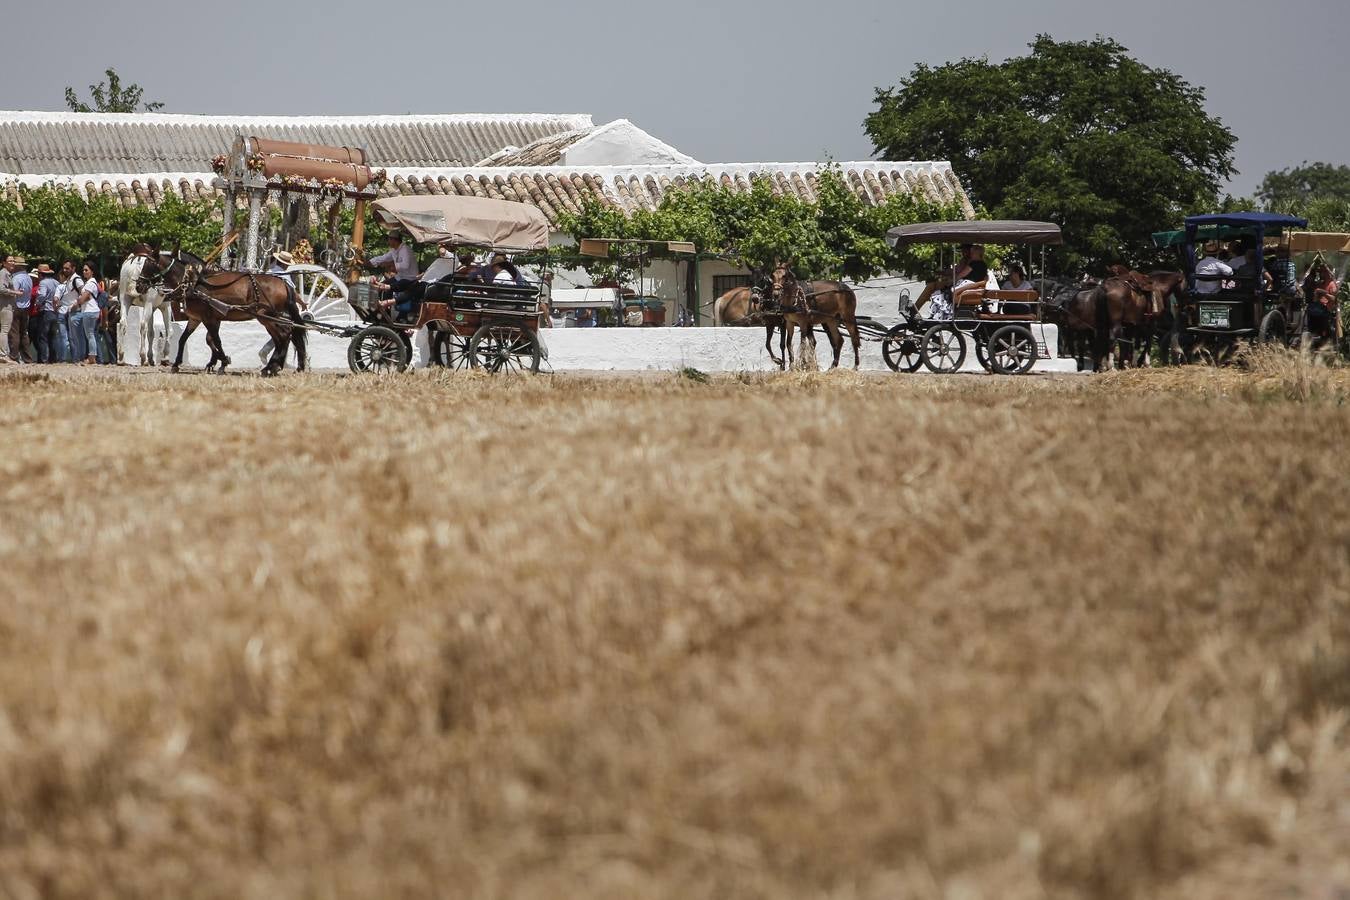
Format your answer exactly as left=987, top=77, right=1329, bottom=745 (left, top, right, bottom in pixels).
left=342, top=194, right=552, bottom=373
left=882, top=220, right=1063, bottom=374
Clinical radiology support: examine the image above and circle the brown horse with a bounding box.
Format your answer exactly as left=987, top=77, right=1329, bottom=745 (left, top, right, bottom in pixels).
left=714, top=285, right=785, bottom=367
left=769, top=263, right=861, bottom=370
left=145, top=250, right=307, bottom=376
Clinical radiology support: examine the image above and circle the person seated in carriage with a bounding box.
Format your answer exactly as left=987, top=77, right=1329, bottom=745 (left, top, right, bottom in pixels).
left=1001, top=264, right=1028, bottom=292
left=949, top=244, right=989, bottom=310
left=489, top=253, right=529, bottom=287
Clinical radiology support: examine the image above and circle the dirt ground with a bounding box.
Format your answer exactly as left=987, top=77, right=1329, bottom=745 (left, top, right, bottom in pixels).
left=0, top=359, right=1346, bottom=899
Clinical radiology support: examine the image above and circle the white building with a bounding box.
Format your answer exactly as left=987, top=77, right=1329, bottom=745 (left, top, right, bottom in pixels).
left=0, top=109, right=972, bottom=323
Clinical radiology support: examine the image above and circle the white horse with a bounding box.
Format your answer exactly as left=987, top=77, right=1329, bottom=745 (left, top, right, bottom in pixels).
left=117, top=252, right=176, bottom=365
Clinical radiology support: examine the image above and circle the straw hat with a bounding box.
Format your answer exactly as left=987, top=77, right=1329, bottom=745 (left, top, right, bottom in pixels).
left=272, top=250, right=295, bottom=267
left=34, top=263, right=55, bottom=275
left=9, top=255, right=27, bottom=267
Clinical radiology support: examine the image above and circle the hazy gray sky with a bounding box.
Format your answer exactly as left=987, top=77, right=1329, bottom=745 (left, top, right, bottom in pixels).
left=3, top=0, right=1344, bottom=195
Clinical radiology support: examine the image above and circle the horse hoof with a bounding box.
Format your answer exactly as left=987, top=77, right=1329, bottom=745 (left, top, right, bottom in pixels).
left=171, top=365, right=180, bottom=374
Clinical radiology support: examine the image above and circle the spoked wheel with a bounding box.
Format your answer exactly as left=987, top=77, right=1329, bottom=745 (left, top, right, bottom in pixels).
left=881, top=326, right=923, bottom=373
left=1258, top=310, right=1287, bottom=347
left=920, top=324, right=967, bottom=374
left=974, top=339, right=992, bottom=372
left=430, top=329, right=473, bottom=369
left=987, top=324, right=1039, bottom=375
left=468, top=323, right=541, bottom=373
left=347, top=325, right=410, bottom=374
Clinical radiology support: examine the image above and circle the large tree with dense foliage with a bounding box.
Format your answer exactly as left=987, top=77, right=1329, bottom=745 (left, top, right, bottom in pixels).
left=865, top=36, right=1237, bottom=272
left=556, top=168, right=965, bottom=283
left=1258, top=162, right=1350, bottom=208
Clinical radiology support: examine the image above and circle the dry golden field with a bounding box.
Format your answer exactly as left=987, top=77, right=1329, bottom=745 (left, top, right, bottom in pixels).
left=0, top=359, right=1347, bottom=899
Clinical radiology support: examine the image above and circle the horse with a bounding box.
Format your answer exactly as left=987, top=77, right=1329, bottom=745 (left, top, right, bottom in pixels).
left=769, top=263, right=861, bottom=370
left=1107, top=265, right=1187, bottom=367
left=117, top=244, right=177, bottom=366
left=144, top=250, right=308, bottom=376
left=713, top=285, right=785, bottom=367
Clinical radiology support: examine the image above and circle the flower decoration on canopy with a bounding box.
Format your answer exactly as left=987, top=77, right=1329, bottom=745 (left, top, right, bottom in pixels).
left=321, top=177, right=347, bottom=191
left=245, top=154, right=266, bottom=174
left=293, top=239, right=314, bottom=265
left=211, top=155, right=228, bottom=175
left=279, top=174, right=308, bottom=189
left=371, top=168, right=388, bottom=188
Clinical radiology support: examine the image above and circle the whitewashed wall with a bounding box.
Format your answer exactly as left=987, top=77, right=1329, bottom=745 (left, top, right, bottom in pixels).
left=155, top=318, right=1075, bottom=375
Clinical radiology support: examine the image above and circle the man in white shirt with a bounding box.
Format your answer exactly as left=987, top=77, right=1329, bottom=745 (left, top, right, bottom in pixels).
left=1194, top=241, right=1233, bottom=295
left=55, top=259, right=84, bottom=362
left=0, top=255, right=21, bottom=363
left=368, top=232, right=417, bottom=280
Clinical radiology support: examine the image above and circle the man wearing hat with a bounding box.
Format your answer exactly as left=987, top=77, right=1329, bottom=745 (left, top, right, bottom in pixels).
left=32, top=264, right=62, bottom=363
left=1194, top=240, right=1233, bottom=295
left=0, top=254, right=31, bottom=363
left=267, top=250, right=296, bottom=287
left=368, top=232, right=417, bottom=280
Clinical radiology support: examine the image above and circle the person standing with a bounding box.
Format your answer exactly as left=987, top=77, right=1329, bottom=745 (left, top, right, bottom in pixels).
left=0, top=255, right=21, bottom=363
left=53, top=260, right=83, bottom=363
left=70, top=261, right=101, bottom=365
left=5, top=256, right=34, bottom=362
left=32, top=264, right=61, bottom=363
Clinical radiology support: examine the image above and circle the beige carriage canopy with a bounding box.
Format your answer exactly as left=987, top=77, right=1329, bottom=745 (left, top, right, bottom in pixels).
left=371, top=195, right=550, bottom=251
left=887, top=220, right=1064, bottom=246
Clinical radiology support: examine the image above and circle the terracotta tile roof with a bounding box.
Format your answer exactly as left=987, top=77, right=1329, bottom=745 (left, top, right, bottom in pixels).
left=1, top=162, right=973, bottom=227
left=0, top=111, right=594, bottom=175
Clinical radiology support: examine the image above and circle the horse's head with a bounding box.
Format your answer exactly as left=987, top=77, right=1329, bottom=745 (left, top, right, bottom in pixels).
left=769, top=260, right=797, bottom=302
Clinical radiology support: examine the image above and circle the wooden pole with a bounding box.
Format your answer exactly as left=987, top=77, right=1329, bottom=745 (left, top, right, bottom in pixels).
left=348, top=198, right=367, bottom=283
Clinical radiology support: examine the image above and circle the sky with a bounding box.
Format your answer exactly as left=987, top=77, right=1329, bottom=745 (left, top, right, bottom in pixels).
left=1, top=0, right=1345, bottom=197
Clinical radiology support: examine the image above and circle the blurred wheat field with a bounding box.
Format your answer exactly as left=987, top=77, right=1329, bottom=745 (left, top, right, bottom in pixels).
left=0, top=361, right=1347, bottom=899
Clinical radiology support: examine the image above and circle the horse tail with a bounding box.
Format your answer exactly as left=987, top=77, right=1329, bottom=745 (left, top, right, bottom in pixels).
left=1092, top=285, right=1112, bottom=365
left=284, top=280, right=307, bottom=359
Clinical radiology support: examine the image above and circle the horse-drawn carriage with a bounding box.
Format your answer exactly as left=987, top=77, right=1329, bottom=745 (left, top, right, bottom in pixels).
left=342, top=195, right=551, bottom=373
left=1154, top=212, right=1310, bottom=364
left=878, top=220, right=1063, bottom=374
left=154, top=137, right=551, bottom=375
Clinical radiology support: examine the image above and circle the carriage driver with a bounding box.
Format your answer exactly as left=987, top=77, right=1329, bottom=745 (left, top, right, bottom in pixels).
left=368, top=231, right=417, bottom=280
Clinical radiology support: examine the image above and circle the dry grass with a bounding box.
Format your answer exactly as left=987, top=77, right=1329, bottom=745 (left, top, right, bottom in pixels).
left=0, top=361, right=1347, bottom=899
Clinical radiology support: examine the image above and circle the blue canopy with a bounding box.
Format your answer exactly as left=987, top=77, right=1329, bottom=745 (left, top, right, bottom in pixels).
left=1180, top=212, right=1307, bottom=293
left=1184, top=212, right=1307, bottom=231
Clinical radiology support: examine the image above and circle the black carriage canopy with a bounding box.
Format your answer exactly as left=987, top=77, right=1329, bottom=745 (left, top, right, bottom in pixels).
left=885, top=220, right=1064, bottom=247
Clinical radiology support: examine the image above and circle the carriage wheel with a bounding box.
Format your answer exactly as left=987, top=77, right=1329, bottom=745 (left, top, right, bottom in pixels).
left=430, top=330, right=472, bottom=369
left=919, top=325, right=966, bottom=374
left=297, top=268, right=351, bottom=324
left=988, top=325, right=1039, bottom=375
left=974, top=339, right=992, bottom=372
left=1258, top=310, right=1287, bottom=347
left=881, top=327, right=923, bottom=373
left=468, top=324, right=540, bottom=374
left=347, top=325, right=409, bottom=374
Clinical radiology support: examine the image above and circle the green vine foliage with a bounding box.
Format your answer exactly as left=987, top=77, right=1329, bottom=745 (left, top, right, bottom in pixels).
left=0, top=186, right=218, bottom=270
left=557, top=167, right=965, bottom=283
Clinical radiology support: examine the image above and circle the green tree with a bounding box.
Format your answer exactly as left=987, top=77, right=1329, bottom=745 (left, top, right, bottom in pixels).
left=65, top=68, right=165, bottom=113
left=1257, top=162, right=1350, bottom=208
left=865, top=36, right=1237, bottom=272
left=557, top=169, right=963, bottom=283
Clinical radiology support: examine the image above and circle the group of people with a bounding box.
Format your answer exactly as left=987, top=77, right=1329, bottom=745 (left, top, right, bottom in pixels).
left=1193, top=239, right=1340, bottom=337
left=924, top=244, right=1031, bottom=320
left=0, top=255, right=119, bottom=365
left=363, top=232, right=539, bottom=323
